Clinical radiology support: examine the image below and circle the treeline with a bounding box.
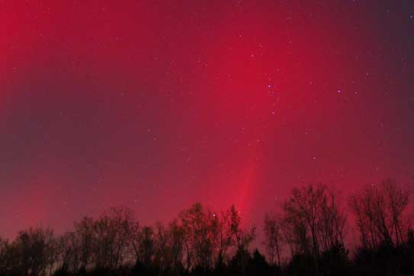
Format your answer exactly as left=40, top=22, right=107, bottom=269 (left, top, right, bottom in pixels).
left=0, top=179, right=413, bottom=276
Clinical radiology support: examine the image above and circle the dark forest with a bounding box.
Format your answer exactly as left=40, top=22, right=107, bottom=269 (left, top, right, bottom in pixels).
left=1, top=179, right=413, bottom=276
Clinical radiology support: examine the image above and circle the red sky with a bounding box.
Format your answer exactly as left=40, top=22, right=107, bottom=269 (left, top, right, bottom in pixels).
left=0, top=0, right=413, bottom=239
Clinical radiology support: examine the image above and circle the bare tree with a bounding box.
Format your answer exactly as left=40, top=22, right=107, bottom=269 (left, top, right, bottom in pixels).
left=45, top=235, right=59, bottom=276
left=283, top=184, right=324, bottom=260
left=382, top=179, right=410, bottom=247
left=74, top=216, right=94, bottom=272
left=283, top=184, right=347, bottom=274
left=215, top=210, right=232, bottom=268
left=135, top=225, right=156, bottom=268
left=154, top=222, right=172, bottom=271
left=226, top=205, right=256, bottom=276
left=350, top=179, right=411, bottom=250
left=168, top=219, right=185, bottom=273
left=56, top=231, right=79, bottom=274
left=263, top=213, right=283, bottom=266
left=13, top=227, right=55, bottom=276
left=93, top=206, right=137, bottom=271
left=179, top=202, right=219, bottom=272
left=280, top=217, right=297, bottom=258
left=319, top=189, right=347, bottom=252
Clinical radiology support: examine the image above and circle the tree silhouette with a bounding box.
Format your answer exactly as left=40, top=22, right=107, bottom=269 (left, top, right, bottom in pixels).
left=0, top=178, right=413, bottom=276
left=263, top=213, right=283, bottom=268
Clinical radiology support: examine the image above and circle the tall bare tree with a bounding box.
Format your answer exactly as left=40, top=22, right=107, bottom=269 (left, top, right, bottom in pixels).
left=350, top=179, right=410, bottom=249
left=93, top=206, right=137, bottom=271
left=263, top=213, right=283, bottom=267
left=135, top=225, right=156, bottom=268
left=168, top=219, right=185, bottom=272
left=179, top=202, right=219, bottom=272
left=13, top=227, right=55, bottom=276
left=74, top=216, right=94, bottom=272
left=283, top=184, right=347, bottom=274
left=226, top=205, right=256, bottom=276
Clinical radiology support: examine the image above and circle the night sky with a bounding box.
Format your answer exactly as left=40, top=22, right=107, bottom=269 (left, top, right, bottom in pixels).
left=1, top=0, right=413, bottom=239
